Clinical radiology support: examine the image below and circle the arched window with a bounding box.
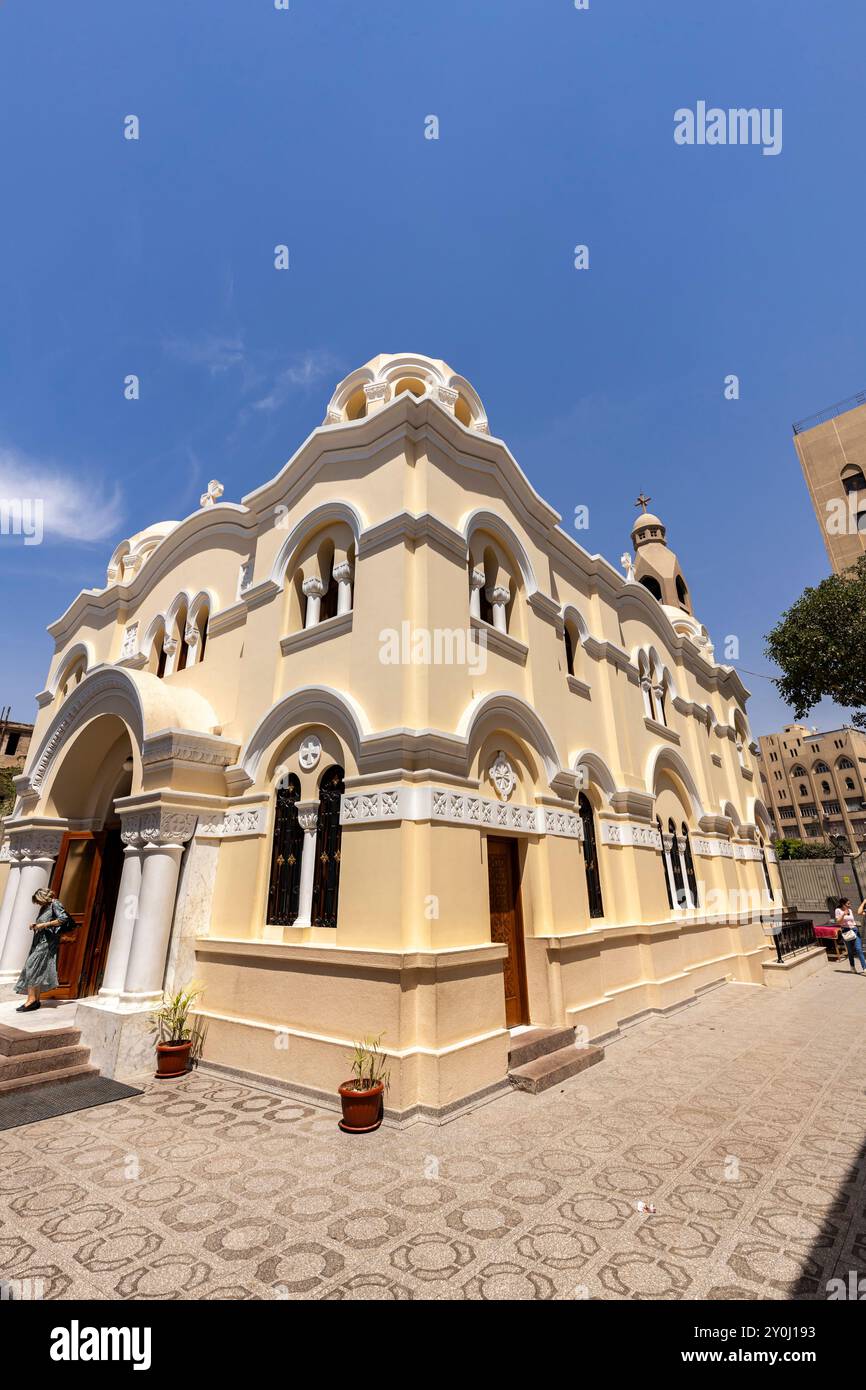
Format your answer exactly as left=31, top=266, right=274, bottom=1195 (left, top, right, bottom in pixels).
left=759, top=836, right=774, bottom=902
left=579, top=793, right=604, bottom=918
left=668, top=817, right=687, bottom=909
left=194, top=603, right=209, bottom=663
left=311, top=765, right=345, bottom=929
left=846, top=777, right=856, bottom=792
left=799, top=784, right=808, bottom=797
left=681, top=823, right=699, bottom=908
left=675, top=575, right=689, bottom=608
left=172, top=601, right=190, bottom=673
left=468, top=542, right=514, bottom=635
left=563, top=626, right=575, bottom=677
left=319, top=557, right=340, bottom=623
left=821, top=780, right=831, bottom=795
left=266, top=775, right=304, bottom=925
left=640, top=575, right=662, bottom=601
left=814, top=761, right=830, bottom=773
left=842, top=466, right=866, bottom=494
left=839, top=757, right=855, bottom=770
left=639, top=652, right=656, bottom=721
left=60, top=657, right=87, bottom=699
left=791, top=765, right=807, bottom=777
left=657, top=816, right=674, bottom=910
left=656, top=674, right=668, bottom=728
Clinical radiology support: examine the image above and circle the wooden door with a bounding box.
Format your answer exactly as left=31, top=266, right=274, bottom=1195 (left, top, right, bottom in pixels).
left=45, top=830, right=121, bottom=1000
left=486, top=836, right=529, bottom=1027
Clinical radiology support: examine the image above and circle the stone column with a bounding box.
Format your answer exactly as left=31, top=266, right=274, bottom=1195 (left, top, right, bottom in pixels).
left=469, top=567, right=485, bottom=620
left=302, top=577, right=325, bottom=629
left=99, top=842, right=143, bottom=997
left=363, top=380, right=390, bottom=416
left=293, top=805, right=319, bottom=928
left=333, top=561, right=353, bottom=616
left=0, top=855, right=23, bottom=965
left=661, top=834, right=679, bottom=912
left=487, top=585, right=510, bottom=634
left=677, top=836, right=694, bottom=909
left=119, top=810, right=196, bottom=1005
left=184, top=625, right=201, bottom=668
left=0, top=830, right=64, bottom=980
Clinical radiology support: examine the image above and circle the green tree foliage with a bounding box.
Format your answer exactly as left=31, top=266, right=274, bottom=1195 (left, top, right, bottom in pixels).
left=773, top=837, right=836, bottom=860
left=0, top=767, right=15, bottom=817
left=765, top=555, right=866, bottom=727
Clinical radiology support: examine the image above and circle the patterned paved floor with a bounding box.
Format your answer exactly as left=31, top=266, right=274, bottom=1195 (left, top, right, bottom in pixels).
left=2, top=967, right=866, bottom=1301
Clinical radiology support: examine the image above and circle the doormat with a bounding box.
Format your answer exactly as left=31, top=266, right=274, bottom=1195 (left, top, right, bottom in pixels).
left=0, top=1075, right=143, bottom=1130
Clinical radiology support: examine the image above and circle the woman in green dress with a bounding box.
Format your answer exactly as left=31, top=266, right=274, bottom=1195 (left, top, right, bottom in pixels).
left=14, top=887, right=73, bottom=1012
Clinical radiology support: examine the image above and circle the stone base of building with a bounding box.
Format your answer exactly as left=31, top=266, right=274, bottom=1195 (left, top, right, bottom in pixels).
left=761, top=945, right=828, bottom=991
left=73, top=998, right=156, bottom=1080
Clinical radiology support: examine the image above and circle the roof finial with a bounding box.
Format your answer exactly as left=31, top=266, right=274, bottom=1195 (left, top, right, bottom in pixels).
left=635, top=492, right=651, bottom=514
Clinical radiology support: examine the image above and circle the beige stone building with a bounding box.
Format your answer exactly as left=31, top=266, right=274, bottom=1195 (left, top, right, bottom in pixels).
left=758, top=722, right=866, bottom=849
left=0, top=717, right=32, bottom=770
left=0, top=352, right=781, bottom=1119
left=794, top=390, right=866, bottom=572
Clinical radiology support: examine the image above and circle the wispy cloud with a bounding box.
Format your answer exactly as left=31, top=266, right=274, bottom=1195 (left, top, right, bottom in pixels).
left=163, top=333, right=341, bottom=412
left=163, top=333, right=246, bottom=376
left=249, top=349, right=342, bottom=413
left=0, top=446, right=124, bottom=543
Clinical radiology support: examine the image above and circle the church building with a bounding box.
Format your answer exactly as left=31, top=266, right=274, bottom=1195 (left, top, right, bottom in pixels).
left=0, top=353, right=780, bottom=1118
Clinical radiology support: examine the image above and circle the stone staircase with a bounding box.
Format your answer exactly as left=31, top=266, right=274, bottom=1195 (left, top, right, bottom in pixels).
left=0, top=1022, right=98, bottom=1095
left=507, top=1025, right=604, bottom=1094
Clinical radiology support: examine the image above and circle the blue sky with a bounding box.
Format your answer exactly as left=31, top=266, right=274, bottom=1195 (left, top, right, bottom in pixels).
left=1, top=0, right=863, bottom=736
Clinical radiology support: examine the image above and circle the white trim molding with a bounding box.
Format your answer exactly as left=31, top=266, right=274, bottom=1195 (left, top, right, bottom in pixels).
left=599, top=819, right=662, bottom=850
left=340, top=785, right=582, bottom=839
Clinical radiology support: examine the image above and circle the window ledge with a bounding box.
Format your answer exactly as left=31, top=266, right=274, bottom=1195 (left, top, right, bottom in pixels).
left=280, top=610, right=353, bottom=656
left=469, top=615, right=528, bottom=666
left=644, top=717, right=680, bottom=744
left=567, top=675, right=591, bottom=701
left=740, top=766, right=754, bottom=781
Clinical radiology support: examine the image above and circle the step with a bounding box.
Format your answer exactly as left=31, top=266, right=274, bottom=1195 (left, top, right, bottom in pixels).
left=0, top=1062, right=99, bottom=1095
left=0, top=1044, right=92, bottom=1084
left=0, top=1023, right=82, bottom=1057
left=508, top=1042, right=604, bottom=1095
left=508, top=1026, right=576, bottom=1070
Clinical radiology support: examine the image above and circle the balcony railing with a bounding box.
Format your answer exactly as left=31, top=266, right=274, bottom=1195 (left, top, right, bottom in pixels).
left=793, top=389, right=866, bottom=434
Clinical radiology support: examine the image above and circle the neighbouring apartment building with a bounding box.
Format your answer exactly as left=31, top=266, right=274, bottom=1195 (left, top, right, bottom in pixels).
left=794, top=390, right=866, bottom=573
left=0, top=717, right=33, bottom=770
left=0, top=352, right=781, bottom=1119
left=758, top=722, right=866, bottom=848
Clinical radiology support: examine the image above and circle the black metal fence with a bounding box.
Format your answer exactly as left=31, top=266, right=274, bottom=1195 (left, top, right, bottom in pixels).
left=771, top=918, right=816, bottom=963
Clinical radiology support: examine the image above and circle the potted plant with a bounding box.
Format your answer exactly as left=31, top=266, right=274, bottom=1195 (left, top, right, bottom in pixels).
left=150, top=983, right=206, bottom=1079
left=338, top=1034, right=390, bottom=1133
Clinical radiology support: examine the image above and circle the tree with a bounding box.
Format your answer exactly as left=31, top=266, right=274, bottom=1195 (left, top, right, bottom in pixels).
left=0, top=767, right=15, bottom=817
left=765, top=555, right=866, bottom=728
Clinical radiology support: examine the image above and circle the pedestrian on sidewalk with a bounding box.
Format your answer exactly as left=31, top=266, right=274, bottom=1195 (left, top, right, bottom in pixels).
left=835, top=898, right=866, bottom=973
left=14, top=888, right=73, bottom=1012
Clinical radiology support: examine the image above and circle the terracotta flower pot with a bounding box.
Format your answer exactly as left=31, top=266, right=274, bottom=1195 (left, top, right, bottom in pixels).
left=338, top=1080, right=385, bottom=1133
left=155, top=1040, right=192, bottom=1079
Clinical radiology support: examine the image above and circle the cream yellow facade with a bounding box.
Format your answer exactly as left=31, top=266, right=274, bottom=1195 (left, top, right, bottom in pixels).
left=0, top=353, right=781, bottom=1118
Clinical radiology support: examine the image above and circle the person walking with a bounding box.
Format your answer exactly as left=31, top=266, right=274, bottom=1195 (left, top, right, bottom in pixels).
left=14, top=887, right=73, bottom=1012
left=835, top=897, right=866, bottom=974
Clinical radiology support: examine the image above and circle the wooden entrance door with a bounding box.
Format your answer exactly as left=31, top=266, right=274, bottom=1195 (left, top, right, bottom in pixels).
left=486, top=836, right=529, bottom=1027
left=45, top=829, right=123, bottom=999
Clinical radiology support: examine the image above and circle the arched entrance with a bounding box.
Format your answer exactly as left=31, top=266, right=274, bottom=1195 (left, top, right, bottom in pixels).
left=42, top=715, right=134, bottom=999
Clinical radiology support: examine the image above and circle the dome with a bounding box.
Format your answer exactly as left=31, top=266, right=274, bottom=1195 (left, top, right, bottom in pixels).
left=323, top=352, right=489, bottom=434
left=106, top=520, right=180, bottom=588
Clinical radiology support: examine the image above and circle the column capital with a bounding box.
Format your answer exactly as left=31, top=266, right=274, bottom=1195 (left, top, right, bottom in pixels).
left=5, top=825, right=66, bottom=862
left=332, top=560, right=353, bottom=584
left=302, top=576, right=326, bottom=599
left=120, top=808, right=198, bottom=849
left=298, top=807, right=319, bottom=834
left=470, top=566, right=486, bottom=591
left=486, top=585, right=510, bottom=606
